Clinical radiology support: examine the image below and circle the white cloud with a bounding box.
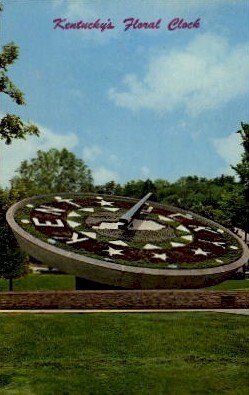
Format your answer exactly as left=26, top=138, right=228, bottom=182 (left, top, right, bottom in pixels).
left=65, top=1, right=100, bottom=20
left=54, top=0, right=238, bottom=20
left=92, top=166, right=119, bottom=185
left=108, top=154, right=119, bottom=163
left=81, top=148, right=120, bottom=184
left=82, top=145, right=102, bottom=162
left=0, top=125, right=78, bottom=187
left=212, top=132, right=243, bottom=174
left=140, top=166, right=151, bottom=178
left=109, top=33, right=249, bottom=116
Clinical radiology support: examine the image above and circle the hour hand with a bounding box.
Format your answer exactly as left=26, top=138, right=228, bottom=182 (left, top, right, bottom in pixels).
left=118, top=193, right=152, bottom=230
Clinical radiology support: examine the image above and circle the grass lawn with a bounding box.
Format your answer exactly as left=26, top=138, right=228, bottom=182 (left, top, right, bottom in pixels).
left=0, top=274, right=249, bottom=292
left=208, top=279, right=249, bottom=291
left=0, top=313, right=248, bottom=394
left=0, top=274, right=75, bottom=292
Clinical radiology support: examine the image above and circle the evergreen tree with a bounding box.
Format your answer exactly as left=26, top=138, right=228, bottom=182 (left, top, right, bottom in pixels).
left=0, top=190, right=28, bottom=291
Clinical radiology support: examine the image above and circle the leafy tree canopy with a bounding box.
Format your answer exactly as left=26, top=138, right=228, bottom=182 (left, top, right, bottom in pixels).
left=0, top=4, right=39, bottom=144
left=95, top=181, right=123, bottom=196
left=232, top=123, right=249, bottom=200
left=0, top=188, right=28, bottom=289
left=10, top=148, right=94, bottom=197
left=230, top=122, right=249, bottom=235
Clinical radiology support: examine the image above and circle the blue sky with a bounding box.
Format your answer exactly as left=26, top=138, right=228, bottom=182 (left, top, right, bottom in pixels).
left=0, top=0, right=249, bottom=186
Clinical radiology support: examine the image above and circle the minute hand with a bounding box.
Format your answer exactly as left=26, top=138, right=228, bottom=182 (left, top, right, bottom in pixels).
left=118, top=193, right=152, bottom=229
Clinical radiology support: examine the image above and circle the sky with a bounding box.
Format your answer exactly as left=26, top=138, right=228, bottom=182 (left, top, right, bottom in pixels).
left=0, top=0, right=249, bottom=187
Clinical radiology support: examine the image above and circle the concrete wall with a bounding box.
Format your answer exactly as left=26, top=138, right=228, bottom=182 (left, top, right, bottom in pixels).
left=0, top=290, right=248, bottom=309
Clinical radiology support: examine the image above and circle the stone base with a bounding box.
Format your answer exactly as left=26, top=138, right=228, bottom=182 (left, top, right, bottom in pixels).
left=75, top=276, right=126, bottom=290
left=0, top=290, right=248, bottom=310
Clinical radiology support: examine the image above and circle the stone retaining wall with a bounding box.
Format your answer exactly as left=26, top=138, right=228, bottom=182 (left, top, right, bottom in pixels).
left=0, top=290, right=248, bottom=310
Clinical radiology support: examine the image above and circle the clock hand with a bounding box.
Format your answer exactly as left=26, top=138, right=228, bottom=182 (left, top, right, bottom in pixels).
left=118, top=192, right=152, bottom=230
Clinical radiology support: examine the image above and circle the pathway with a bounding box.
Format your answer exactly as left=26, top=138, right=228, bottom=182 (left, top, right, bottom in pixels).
left=0, top=309, right=249, bottom=315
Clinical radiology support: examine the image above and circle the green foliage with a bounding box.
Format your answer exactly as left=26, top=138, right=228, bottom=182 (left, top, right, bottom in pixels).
left=93, top=175, right=243, bottom=230
left=95, top=180, right=123, bottom=195
left=122, top=179, right=154, bottom=198
left=232, top=123, right=249, bottom=196
left=0, top=114, right=39, bottom=145
left=0, top=41, right=19, bottom=70
left=220, top=187, right=247, bottom=229
left=231, top=123, right=249, bottom=233
left=10, top=148, right=94, bottom=197
left=0, top=6, right=40, bottom=144
left=153, top=179, right=171, bottom=201
left=0, top=190, right=28, bottom=283
left=0, top=225, right=27, bottom=280
left=0, top=70, right=25, bottom=104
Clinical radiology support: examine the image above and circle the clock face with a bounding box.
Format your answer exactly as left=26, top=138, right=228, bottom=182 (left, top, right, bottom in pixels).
left=15, top=194, right=242, bottom=270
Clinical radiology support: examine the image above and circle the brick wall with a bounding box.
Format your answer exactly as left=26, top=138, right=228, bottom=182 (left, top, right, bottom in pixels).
left=0, top=290, right=248, bottom=309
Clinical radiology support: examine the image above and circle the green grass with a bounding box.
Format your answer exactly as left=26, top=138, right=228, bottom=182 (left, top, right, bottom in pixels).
left=0, top=274, right=75, bottom=292
left=0, top=313, right=248, bottom=394
left=0, top=274, right=248, bottom=292
left=209, top=279, right=249, bottom=290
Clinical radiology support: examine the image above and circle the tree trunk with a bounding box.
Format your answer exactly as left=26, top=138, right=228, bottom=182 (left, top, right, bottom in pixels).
left=8, top=278, right=13, bottom=291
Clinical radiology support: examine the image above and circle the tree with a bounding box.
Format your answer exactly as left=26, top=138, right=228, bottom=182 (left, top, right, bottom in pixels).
left=232, top=123, right=249, bottom=201
left=231, top=122, right=249, bottom=240
left=0, top=4, right=39, bottom=144
left=141, top=179, right=156, bottom=199
left=122, top=179, right=156, bottom=199
left=0, top=3, right=38, bottom=290
left=95, top=181, right=123, bottom=195
left=154, top=179, right=170, bottom=200
left=0, top=189, right=28, bottom=291
left=220, top=186, right=248, bottom=230
left=10, top=148, right=94, bottom=197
